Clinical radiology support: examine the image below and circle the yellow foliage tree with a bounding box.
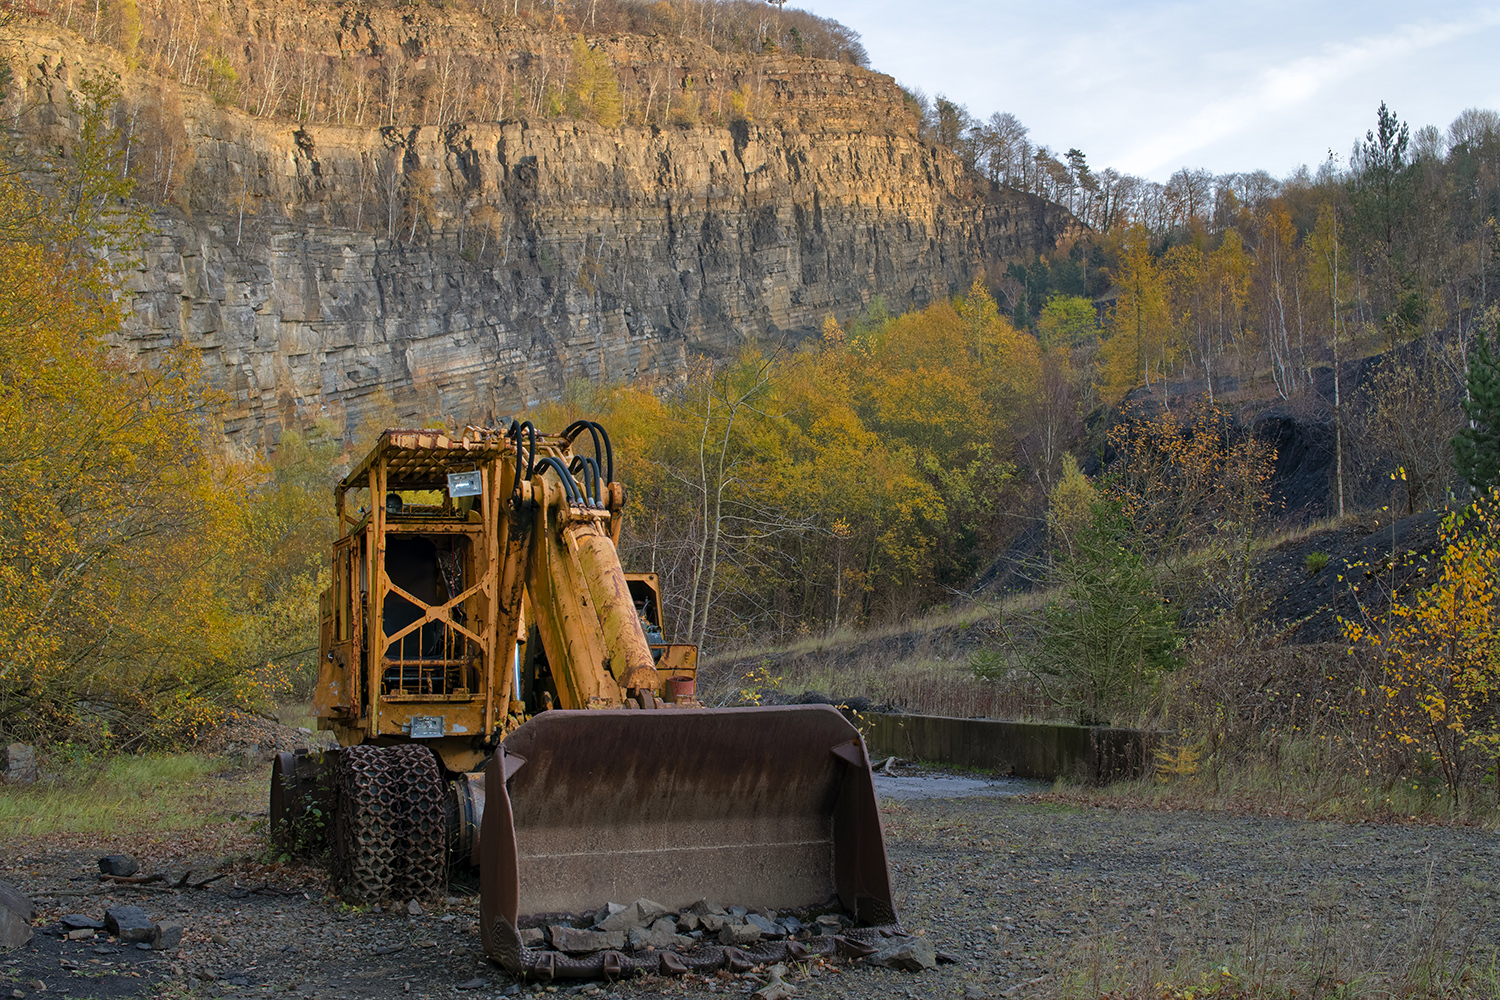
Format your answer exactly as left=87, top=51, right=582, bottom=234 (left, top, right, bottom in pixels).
left=1344, top=491, right=1500, bottom=801
left=0, top=75, right=311, bottom=748
left=1099, top=224, right=1171, bottom=404
left=568, top=35, right=623, bottom=128
left=1047, top=453, right=1096, bottom=552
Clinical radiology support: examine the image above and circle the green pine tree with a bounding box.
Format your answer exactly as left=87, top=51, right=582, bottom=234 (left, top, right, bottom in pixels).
left=1453, top=323, right=1500, bottom=492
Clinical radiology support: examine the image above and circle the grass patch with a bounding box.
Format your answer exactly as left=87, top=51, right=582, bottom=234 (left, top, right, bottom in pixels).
left=1045, top=728, right=1500, bottom=829
left=700, top=593, right=1060, bottom=719
left=273, top=701, right=319, bottom=732
left=0, top=752, right=263, bottom=839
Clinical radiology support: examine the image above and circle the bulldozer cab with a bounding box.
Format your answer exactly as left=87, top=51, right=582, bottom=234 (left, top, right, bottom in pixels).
left=314, top=425, right=701, bottom=768
left=314, top=428, right=516, bottom=772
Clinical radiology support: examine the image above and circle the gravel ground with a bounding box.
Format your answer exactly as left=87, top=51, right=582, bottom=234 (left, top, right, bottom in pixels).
left=5, top=768, right=1499, bottom=1000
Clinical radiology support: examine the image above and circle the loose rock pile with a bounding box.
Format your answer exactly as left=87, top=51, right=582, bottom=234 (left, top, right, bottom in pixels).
left=523, top=898, right=843, bottom=954
left=509, top=896, right=938, bottom=979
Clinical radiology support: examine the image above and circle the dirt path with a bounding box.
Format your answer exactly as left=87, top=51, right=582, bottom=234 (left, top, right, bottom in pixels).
left=4, top=792, right=1497, bottom=999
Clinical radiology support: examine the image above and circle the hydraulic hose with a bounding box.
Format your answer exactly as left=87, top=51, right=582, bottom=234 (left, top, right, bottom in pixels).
left=569, top=455, right=603, bottom=507
left=561, top=420, right=614, bottom=486
left=509, top=420, right=537, bottom=497
left=535, top=456, right=585, bottom=506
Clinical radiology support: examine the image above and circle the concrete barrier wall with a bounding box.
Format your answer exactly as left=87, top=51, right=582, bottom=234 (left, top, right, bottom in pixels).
left=859, top=713, right=1157, bottom=785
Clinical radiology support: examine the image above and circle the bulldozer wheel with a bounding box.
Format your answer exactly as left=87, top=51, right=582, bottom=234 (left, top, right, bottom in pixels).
left=387, top=744, right=446, bottom=900
left=332, top=745, right=403, bottom=902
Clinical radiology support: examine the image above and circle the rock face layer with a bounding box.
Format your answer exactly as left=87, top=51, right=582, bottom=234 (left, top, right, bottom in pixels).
left=14, top=29, right=1074, bottom=446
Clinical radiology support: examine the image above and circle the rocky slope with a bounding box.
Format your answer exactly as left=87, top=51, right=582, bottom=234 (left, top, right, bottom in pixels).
left=8, top=15, right=1075, bottom=446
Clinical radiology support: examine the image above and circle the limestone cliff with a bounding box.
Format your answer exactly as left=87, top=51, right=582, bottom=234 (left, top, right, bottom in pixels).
left=8, top=20, right=1075, bottom=446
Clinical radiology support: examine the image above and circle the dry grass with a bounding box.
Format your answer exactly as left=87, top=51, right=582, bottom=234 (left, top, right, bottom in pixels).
left=1253, top=513, right=1361, bottom=555
left=699, top=592, right=1062, bottom=720
left=0, top=752, right=263, bottom=839
left=1052, top=625, right=1500, bottom=829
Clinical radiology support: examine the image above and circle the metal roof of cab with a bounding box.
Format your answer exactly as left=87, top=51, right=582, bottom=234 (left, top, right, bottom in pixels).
left=339, top=428, right=512, bottom=492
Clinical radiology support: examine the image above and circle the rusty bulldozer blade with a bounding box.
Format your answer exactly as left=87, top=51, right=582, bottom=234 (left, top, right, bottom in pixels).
left=479, top=704, right=895, bottom=972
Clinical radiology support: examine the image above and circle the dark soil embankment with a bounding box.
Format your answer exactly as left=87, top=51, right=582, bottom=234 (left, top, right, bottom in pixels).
left=1254, top=510, right=1445, bottom=645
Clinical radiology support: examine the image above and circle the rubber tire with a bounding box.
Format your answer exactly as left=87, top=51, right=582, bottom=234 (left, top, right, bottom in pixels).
left=268, top=752, right=299, bottom=852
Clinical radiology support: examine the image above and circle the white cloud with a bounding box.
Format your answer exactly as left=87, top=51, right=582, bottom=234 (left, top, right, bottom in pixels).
left=806, top=0, right=1500, bottom=181
left=1115, top=10, right=1500, bottom=176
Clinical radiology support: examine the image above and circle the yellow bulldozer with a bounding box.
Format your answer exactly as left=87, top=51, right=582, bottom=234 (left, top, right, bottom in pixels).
left=270, top=422, right=896, bottom=979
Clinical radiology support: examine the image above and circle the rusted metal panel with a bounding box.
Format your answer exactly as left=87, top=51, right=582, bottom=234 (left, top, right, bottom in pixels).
left=479, top=704, right=896, bottom=945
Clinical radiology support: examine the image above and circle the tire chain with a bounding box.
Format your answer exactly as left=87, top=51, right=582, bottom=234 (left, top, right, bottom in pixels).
left=332, top=744, right=448, bottom=904
left=332, top=745, right=403, bottom=903
left=387, top=744, right=447, bottom=901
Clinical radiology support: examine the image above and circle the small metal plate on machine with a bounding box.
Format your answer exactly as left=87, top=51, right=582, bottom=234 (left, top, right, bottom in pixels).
left=410, top=716, right=445, bottom=738
left=447, top=471, right=482, bottom=497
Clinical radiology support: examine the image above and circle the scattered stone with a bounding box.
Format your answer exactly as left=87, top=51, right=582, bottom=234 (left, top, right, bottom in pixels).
left=103, top=905, right=154, bottom=944
left=65, top=928, right=94, bottom=940
left=867, top=935, right=938, bottom=971
left=593, top=902, right=626, bottom=925
left=935, top=949, right=961, bottom=964
left=372, top=945, right=405, bottom=956
left=0, top=880, right=35, bottom=923
left=687, top=900, right=727, bottom=916
left=519, top=927, right=545, bottom=947
left=814, top=913, right=848, bottom=933
left=134, top=942, right=153, bottom=951
left=676, top=913, right=700, bottom=933
left=3, top=744, right=38, bottom=785
left=756, top=963, right=796, bottom=1000
left=549, top=926, right=625, bottom=954
left=406, top=899, right=424, bottom=917
left=0, top=906, right=31, bottom=951
left=745, top=914, right=784, bottom=939
left=151, top=922, right=184, bottom=950
left=98, top=855, right=140, bottom=877
left=779, top=916, right=804, bottom=936
left=698, top=913, right=728, bottom=933
left=726, top=905, right=749, bottom=918
left=717, top=921, right=762, bottom=946
left=454, top=978, right=486, bottom=991
left=595, top=898, right=668, bottom=932
left=626, top=917, right=691, bottom=951
left=60, top=914, right=103, bottom=931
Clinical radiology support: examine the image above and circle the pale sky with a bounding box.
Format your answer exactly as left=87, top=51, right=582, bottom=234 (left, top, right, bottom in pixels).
left=804, top=0, right=1500, bottom=182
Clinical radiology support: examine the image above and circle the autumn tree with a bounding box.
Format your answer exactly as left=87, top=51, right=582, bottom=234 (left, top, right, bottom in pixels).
left=567, top=34, right=623, bottom=127
left=0, top=74, right=332, bottom=747
left=1344, top=491, right=1500, bottom=802
left=1099, top=224, right=1171, bottom=404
